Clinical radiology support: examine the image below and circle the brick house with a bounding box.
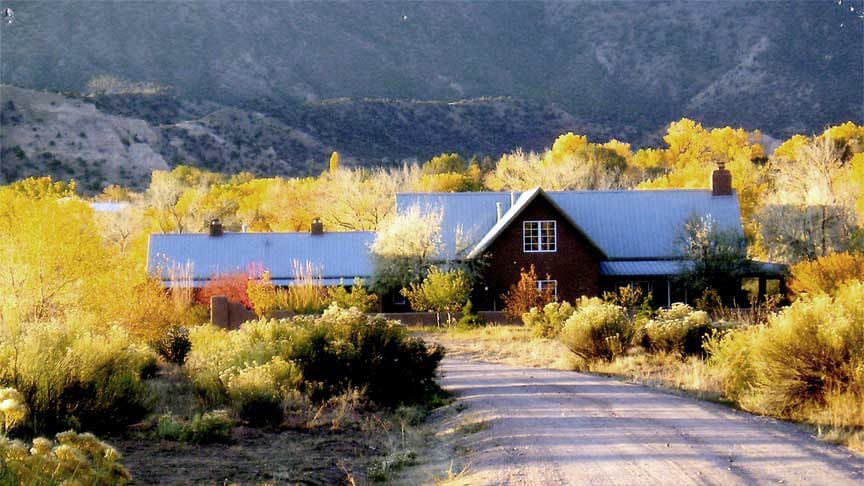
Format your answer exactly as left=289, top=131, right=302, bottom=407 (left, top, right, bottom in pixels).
left=394, top=167, right=785, bottom=310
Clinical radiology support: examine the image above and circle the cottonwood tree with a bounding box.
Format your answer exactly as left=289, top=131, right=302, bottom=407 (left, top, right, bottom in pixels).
left=758, top=136, right=860, bottom=263
left=319, top=165, right=422, bottom=231
left=0, top=188, right=108, bottom=322
left=638, top=119, right=768, bottom=235
left=486, top=142, right=629, bottom=192
left=371, top=205, right=443, bottom=295
left=400, top=266, right=471, bottom=326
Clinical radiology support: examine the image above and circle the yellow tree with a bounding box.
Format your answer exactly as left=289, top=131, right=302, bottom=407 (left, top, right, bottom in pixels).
left=0, top=189, right=108, bottom=322
left=758, top=131, right=863, bottom=262
left=638, top=119, right=767, bottom=241
left=329, top=151, right=340, bottom=173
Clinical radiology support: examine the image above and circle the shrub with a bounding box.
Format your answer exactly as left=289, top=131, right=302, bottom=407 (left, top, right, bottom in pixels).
left=0, top=388, right=28, bottom=435
left=789, top=252, right=864, bottom=297
left=288, top=305, right=445, bottom=404
left=708, top=280, right=864, bottom=422
left=401, top=266, right=471, bottom=326
left=177, top=410, right=233, bottom=444
left=224, top=357, right=301, bottom=426
left=502, top=265, right=556, bottom=319
left=456, top=299, right=486, bottom=329
left=0, top=431, right=131, bottom=485
left=705, top=326, right=760, bottom=402
left=155, top=414, right=183, bottom=441
left=559, top=298, right=632, bottom=361
left=327, top=277, right=378, bottom=313
left=186, top=305, right=444, bottom=417
left=247, top=263, right=329, bottom=316
left=522, top=301, right=575, bottom=338
left=154, top=411, right=234, bottom=443
left=197, top=272, right=251, bottom=308
left=150, top=326, right=191, bottom=365
left=639, top=304, right=713, bottom=356
left=0, top=319, right=150, bottom=434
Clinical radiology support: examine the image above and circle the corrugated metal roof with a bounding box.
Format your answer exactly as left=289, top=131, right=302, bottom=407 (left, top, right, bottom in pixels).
left=167, top=277, right=366, bottom=288
left=147, top=232, right=374, bottom=286
left=89, top=202, right=130, bottom=212
left=599, top=260, right=693, bottom=277
left=397, top=189, right=743, bottom=260
left=395, top=191, right=514, bottom=259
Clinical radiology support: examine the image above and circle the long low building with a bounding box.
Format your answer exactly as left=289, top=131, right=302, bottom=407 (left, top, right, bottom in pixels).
left=147, top=222, right=375, bottom=288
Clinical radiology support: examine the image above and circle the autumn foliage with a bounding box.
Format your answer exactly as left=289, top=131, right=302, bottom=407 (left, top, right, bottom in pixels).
left=197, top=272, right=252, bottom=308
left=789, top=252, right=864, bottom=297
left=502, top=265, right=556, bottom=319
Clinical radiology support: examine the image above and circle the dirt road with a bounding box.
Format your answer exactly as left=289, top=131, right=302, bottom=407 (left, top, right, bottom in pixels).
left=439, top=358, right=864, bottom=486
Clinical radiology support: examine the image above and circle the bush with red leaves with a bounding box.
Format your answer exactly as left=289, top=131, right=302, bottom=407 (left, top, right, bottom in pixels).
left=197, top=272, right=252, bottom=308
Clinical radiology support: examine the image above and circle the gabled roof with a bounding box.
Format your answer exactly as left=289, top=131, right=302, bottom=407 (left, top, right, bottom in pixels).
left=147, top=231, right=374, bottom=287
left=466, top=187, right=605, bottom=259
left=396, top=188, right=743, bottom=260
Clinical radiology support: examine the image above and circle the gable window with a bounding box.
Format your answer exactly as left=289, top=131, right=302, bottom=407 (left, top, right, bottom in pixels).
left=536, top=279, right=558, bottom=298
left=523, top=220, right=557, bottom=252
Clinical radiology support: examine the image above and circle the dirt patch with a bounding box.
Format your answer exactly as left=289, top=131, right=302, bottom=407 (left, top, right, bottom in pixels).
left=114, top=426, right=371, bottom=486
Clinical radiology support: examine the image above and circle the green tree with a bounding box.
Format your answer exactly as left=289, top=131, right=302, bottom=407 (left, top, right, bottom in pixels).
left=401, top=266, right=471, bottom=326
left=677, top=215, right=752, bottom=306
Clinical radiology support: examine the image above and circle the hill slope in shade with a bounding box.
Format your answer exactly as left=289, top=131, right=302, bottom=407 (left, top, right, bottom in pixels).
left=1, top=86, right=604, bottom=190
left=1, top=1, right=861, bottom=138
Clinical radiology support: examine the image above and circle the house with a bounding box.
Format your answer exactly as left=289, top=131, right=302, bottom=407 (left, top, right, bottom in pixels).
left=393, top=165, right=785, bottom=309
left=147, top=166, right=785, bottom=309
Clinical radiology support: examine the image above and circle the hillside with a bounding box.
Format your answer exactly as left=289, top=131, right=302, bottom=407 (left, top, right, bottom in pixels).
left=1, top=86, right=600, bottom=190
left=0, top=0, right=862, bottom=188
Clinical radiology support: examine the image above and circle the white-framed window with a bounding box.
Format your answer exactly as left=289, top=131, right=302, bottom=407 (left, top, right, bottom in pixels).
left=536, top=279, right=558, bottom=298
left=523, top=220, right=557, bottom=252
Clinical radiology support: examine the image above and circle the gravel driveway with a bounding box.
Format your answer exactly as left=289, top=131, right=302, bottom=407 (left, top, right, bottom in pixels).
left=440, top=358, right=864, bottom=486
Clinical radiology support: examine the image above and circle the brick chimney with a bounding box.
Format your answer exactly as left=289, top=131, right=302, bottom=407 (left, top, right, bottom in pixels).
left=310, top=217, right=324, bottom=235
left=712, top=161, right=732, bottom=196
left=209, top=218, right=224, bottom=237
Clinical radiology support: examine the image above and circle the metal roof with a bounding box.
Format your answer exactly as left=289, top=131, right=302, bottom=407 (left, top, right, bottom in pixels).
left=599, top=260, right=693, bottom=277
left=397, top=189, right=743, bottom=260
left=395, top=191, right=514, bottom=259
left=89, top=201, right=130, bottom=212
left=147, top=232, right=375, bottom=287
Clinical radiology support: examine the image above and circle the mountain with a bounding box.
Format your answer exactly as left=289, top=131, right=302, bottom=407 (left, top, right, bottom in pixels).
left=1, top=86, right=601, bottom=190
left=1, top=0, right=862, bottom=188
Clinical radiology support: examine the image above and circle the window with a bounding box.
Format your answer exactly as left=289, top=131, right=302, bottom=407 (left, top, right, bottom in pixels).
left=536, top=279, right=557, bottom=298
left=523, top=220, right=557, bottom=252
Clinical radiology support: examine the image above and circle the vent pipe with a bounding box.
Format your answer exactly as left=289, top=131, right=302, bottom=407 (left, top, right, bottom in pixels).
left=209, top=219, right=224, bottom=237
left=510, top=191, right=516, bottom=207
left=496, top=202, right=503, bottom=221
left=311, top=217, right=324, bottom=235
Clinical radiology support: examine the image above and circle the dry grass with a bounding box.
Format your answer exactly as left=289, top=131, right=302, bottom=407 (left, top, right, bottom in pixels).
left=587, top=350, right=724, bottom=401
left=416, top=324, right=577, bottom=370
